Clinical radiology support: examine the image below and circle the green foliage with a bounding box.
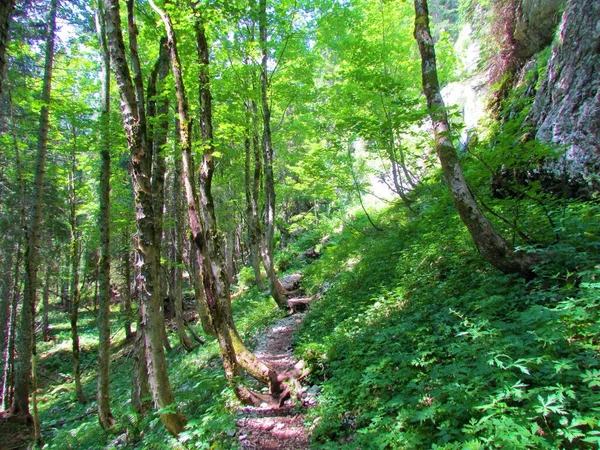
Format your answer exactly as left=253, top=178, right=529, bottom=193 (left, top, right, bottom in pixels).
left=295, top=182, right=600, bottom=449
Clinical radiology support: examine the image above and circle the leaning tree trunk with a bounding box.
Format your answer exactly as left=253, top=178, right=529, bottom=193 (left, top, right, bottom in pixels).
left=11, top=0, right=58, bottom=421
left=413, top=0, right=535, bottom=278
left=258, top=0, right=289, bottom=309
left=150, top=1, right=287, bottom=405
left=95, top=1, right=114, bottom=429
left=0, top=0, right=15, bottom=94
left=104, top=0, right=185, bottom=435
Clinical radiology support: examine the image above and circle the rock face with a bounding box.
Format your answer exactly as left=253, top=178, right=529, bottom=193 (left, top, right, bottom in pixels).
left=513, top=0, right=565, bottom=60
left=528, top=0, right=600, bottom=192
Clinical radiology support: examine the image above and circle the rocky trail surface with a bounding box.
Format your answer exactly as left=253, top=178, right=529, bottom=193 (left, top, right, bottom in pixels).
left=234, top=273, right=319, bottom=450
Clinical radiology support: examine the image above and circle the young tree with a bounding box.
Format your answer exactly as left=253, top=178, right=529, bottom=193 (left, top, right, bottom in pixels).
left=413, top=0, right=535, bottom=278
left=104, top=0, right=185, bottom=435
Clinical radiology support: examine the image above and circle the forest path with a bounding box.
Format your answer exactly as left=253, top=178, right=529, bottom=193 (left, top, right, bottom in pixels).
left=234, top=273, right=317, bottom=450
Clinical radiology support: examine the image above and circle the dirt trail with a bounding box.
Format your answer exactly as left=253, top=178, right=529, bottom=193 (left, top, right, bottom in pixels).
left=234, top=274, right=317, bottom=450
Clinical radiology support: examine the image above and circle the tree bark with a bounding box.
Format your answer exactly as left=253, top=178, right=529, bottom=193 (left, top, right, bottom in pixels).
left=147, top=38, right=172, bottom=352
left=413, top=0, right=535, bottom=278
left=0, top=0, right=14, bottom=94
left=171, top=145, right=194, bottom=350
left=244, top=100, right=267, bottom=291
left=104, top=0, right=185, bottom=435
left=258, top=0, right=289, bottom=309
left=11, top=0, right=58, bottom=420
left=41, top=266, right=51, bottom=342
left=122, top=245, right=133, bottom=340
left=95, top=0, right=115, bottom=429
left=68, top=127, right=87, bottom=405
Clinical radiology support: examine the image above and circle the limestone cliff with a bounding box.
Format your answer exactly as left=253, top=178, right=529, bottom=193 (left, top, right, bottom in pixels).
left=528, top=0, right=600, bottom=192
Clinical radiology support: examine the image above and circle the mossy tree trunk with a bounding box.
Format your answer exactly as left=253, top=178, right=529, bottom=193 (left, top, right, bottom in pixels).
left=413, top=0, right=536, bottom=278
left=95, top=0, right=114, bottom=429
left=104, top=0, right=185, bottom=435
left=150, top=1, right=285, bottom=405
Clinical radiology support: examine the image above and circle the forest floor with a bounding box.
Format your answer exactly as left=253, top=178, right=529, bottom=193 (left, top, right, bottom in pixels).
left=233, top=273, right=318, bottom=450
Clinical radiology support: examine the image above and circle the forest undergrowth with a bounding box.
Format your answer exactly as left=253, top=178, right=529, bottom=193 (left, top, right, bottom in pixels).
left=34, top=172, right=600, bottom=449
left=295, top=181, right=600, bottom=448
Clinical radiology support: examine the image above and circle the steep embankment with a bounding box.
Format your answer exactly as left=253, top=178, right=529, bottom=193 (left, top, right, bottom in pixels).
left=293, top=185, right=600, bottom=448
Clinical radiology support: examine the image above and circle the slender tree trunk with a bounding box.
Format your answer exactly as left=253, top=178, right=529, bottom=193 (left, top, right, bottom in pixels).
left=150, top=2, right=286, bottom=405
left=11, top=0, right=58, bottom=420
left=258, top=0, right=289, bottom=309
left=68, top=134, right=87, bottom=405
left=42, top=266, right=51, bottom=342
left=122, top=246, right=133, bottom=340
left=189, top=240, right=214, bottom=336
left=413, top=0, right=535, bottom=278
left=0, top=251, right=14, bottom=409
left=147, top=39, right=172, bottom=352
left=131, top=328, right=150, bottom=414
left=95, top=1, right=114, bottom=429
left=2, top=92, right=25, bottom=410
left=171, top=153, right=193, bottom=350
left=244, top=102, right=266, bottom=290
left=0, top=0, right=14, bottom=94
left=105, top=0, right=185, bottom=435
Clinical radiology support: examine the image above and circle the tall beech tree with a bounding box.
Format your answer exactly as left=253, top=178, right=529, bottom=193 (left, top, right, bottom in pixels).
left=10, top=0, right=58, bottom=422
left=413, top=0, right=535, bottom=278
left=104, top=0, right=185, bottom=435
left=95, top=0, right=114, bottom=429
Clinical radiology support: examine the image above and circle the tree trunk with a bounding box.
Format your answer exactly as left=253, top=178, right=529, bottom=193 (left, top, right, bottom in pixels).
left=2, top=92, right=25, bottom=410
left=413, top=0, right=535, bottom=278
left=0, top=0, right=14, bottom=94
left=258, top=0, right=289, bottom=309
left=11, top=0, right=58, bottom=420
left=171, top=146, right=194, bottom=350
left=150, top=2, right=282, bottom=405
left=147, top=37, right=173, bottom=353
left=95, top=1, right=115, bottom=429
left=189, top=240, right=215, bottom=336
left=104, top=0, right=185, bottom=435
left=41, top=266, right=51, bottom=342
left=131, top=328, right=150, bottom=414
left=122, top=246, right=133, bottom=340
left=0, top=251, right=14, bottom=410
left=244, top=100, right=267, bottom=291
left=69, top=131, right=87, bottom=405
